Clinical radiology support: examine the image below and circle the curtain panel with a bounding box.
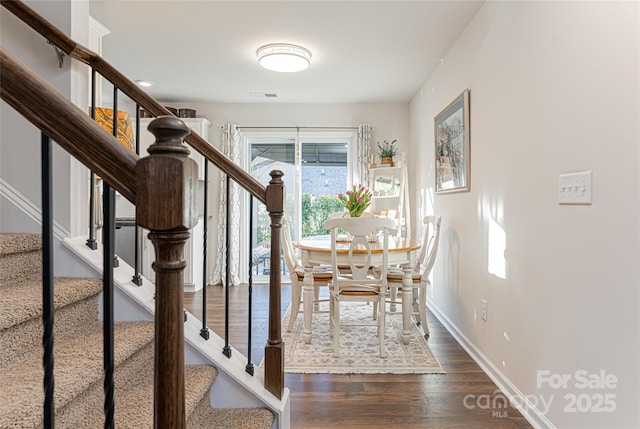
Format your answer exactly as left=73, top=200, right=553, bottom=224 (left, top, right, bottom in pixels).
left=212, top=124, right=241, bottom=286
left=357, top=124, right=374, bottom=186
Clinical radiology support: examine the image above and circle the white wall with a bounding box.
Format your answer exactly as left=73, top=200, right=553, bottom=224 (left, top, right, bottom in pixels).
left=1, top=1, right=96, bottom=278
left=1, top=0, right=91, bottom=237
left=409, top=2, right=639, bottom=428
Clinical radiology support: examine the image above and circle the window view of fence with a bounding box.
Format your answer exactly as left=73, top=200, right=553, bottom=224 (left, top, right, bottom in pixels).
left=250, top=138, right=349, bottom=278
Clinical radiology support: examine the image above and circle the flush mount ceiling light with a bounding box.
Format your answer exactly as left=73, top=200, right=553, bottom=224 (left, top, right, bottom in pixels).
left=135, top=80, right=153, bottom=87
left=256, top=43, right=311, bottom=72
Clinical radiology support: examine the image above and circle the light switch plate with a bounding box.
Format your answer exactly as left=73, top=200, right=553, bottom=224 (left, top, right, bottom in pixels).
left=559, top=171, right=592, bottom=205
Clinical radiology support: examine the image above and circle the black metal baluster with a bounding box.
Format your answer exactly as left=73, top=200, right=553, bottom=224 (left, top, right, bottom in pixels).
left=41, top=133, right=55, bottom=428
left=86, top=68, right=98, bottom=250
left=222, top=175, right=232, bottom=358
left=131, top=104, right=142, bottom=286
left=111, top=87, right=119, bottom=269
left=246, top=196, right=254, bottom=376
left=200, top=160, right=209, bottom=340
left=102, top=181, right=115, bottom=429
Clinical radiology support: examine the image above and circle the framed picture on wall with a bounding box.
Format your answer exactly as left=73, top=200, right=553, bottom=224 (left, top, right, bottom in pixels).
left=435, top=89, right=470, bottom=193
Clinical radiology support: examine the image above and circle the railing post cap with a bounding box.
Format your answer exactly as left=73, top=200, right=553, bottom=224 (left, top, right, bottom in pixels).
left=146, top=116, right=191, bottom=156
left=148, top=115, right=190, bottom=137
left=265, top=170, right=285, bottom=214
left=136, top=116, right=198, bottom=231
left=269, top=170, right=284, bottom=184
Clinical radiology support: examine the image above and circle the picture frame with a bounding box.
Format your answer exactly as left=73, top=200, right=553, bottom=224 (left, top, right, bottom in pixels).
left=435, top=89, right=470, bottom=193
left=373, top=174, right=394, bottom=196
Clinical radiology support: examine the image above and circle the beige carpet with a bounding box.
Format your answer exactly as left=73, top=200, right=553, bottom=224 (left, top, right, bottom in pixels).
left=281, top=301, right=445, bottom=374
left=1, top=232, right=274, bottom=428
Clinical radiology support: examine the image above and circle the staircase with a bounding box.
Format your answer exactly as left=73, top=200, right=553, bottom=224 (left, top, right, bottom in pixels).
left=0, top=233, right=275, bottom=428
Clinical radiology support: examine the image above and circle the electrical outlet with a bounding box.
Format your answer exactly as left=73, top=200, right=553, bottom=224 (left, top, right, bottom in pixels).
left=481, top=299, right=488, bottom=322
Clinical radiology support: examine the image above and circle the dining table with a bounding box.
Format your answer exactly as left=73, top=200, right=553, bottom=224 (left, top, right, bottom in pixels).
left=296, top=234, right=421, bottom=345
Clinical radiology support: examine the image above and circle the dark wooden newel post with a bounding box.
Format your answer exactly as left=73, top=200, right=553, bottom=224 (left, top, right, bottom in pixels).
left=136, top=116, right=198, bottom=429
left=264, top=170, right=285, bottom=398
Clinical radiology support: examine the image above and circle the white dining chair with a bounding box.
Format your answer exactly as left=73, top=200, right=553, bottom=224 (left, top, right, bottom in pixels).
left=385, top=215, right=441, bottom=335
left=281, top=214, right=333, bottom=332
left=323, top=217, right=396, bottom=358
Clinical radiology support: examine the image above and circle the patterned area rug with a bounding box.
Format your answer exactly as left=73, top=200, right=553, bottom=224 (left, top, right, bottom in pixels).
left=281, top=301, right=445, bottom=374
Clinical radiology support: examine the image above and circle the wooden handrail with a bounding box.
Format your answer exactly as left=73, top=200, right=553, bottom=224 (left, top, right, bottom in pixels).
left=0, top=47, right=137, bottom=203
left=0, top=0, right=267, bottom=204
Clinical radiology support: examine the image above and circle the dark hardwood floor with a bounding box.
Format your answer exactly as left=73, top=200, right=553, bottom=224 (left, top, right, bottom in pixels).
left=184, top=283, right=533, bottom=429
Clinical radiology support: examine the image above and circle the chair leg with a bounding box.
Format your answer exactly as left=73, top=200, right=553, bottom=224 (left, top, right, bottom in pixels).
left=329, top=293, right=335, bottom=338
left=420, top=282, right=429, bottom=336
left=333, top=298, right=340, bottom=358
left=411, top=286, right=420, bottom=322
left=389, top=283, right=398, bottom=312
left=288, top=277, right=302, bottom=332
left=379, top=296, right=386, bottom=358
left=313, top=286, right=320, bottom=311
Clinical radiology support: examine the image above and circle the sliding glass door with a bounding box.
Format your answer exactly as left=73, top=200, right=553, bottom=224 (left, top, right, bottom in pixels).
left=299, top=142, right=347, bottom=237
left=248, top=138, right=296, bottom=279
left=245, top=130, right=353, bottom=280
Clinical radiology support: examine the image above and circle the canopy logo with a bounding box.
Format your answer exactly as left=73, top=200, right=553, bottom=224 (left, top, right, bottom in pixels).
left=462, top=390, right=553, bottom=416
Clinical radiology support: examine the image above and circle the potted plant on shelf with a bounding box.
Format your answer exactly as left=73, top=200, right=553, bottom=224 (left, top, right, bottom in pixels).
left=376, top=139, right=398, bottom=166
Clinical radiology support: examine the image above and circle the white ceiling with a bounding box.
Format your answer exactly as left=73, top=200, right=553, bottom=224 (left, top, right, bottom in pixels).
left=89, top=1, right=483, bottom=104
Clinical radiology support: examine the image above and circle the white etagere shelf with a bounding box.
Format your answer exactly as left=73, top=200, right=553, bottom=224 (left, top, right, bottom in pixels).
left=369, top=152, right=410, bottom=238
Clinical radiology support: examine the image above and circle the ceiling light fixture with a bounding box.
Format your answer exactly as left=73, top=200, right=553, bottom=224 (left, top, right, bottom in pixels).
left=135, top=80, right=153, bottom=87
left=256, top=43, right=311, bottom=73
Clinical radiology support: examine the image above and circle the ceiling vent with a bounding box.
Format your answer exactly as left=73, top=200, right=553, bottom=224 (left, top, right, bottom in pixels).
left=249, top=91, right=278, bottom=98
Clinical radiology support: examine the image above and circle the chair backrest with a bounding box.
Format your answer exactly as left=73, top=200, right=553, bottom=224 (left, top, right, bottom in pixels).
left=281, top=214, right=299, bottom=275
left=323, top=217, right=396, bottom=286
left=416, top=215, right=442, bottom=280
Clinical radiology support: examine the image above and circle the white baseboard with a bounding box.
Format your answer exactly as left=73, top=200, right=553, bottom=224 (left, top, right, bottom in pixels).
left=0, top=178, right=68, bottom=239
left=427, top=301, right=556, bottom=429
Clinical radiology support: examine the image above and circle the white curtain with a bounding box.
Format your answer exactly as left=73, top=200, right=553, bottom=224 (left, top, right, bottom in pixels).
left=212, top=124, right=241, bottom=286
left=357, top=124, right=374, bottom=186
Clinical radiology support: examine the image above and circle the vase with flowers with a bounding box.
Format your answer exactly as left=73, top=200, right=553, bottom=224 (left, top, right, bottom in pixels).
left=337, top=184, right=372, bottom=218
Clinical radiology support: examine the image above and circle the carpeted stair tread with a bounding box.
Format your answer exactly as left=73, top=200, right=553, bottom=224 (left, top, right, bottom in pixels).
left=105, top=364, right=218, bottom=429
left=0, top=239, right=42, bottom=286
left=0, top=320, right=154, bottom=428
left=0, top=284, right=100, bottom=369
left=56, top=340, right=217, bottom=428
left=184, top=366, right=219, bottom=418
left=188, top=404, right=275, bottom=429
left=0, top=276, right=102, bottom=331
left=0, top=233, right=41, bottom=256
